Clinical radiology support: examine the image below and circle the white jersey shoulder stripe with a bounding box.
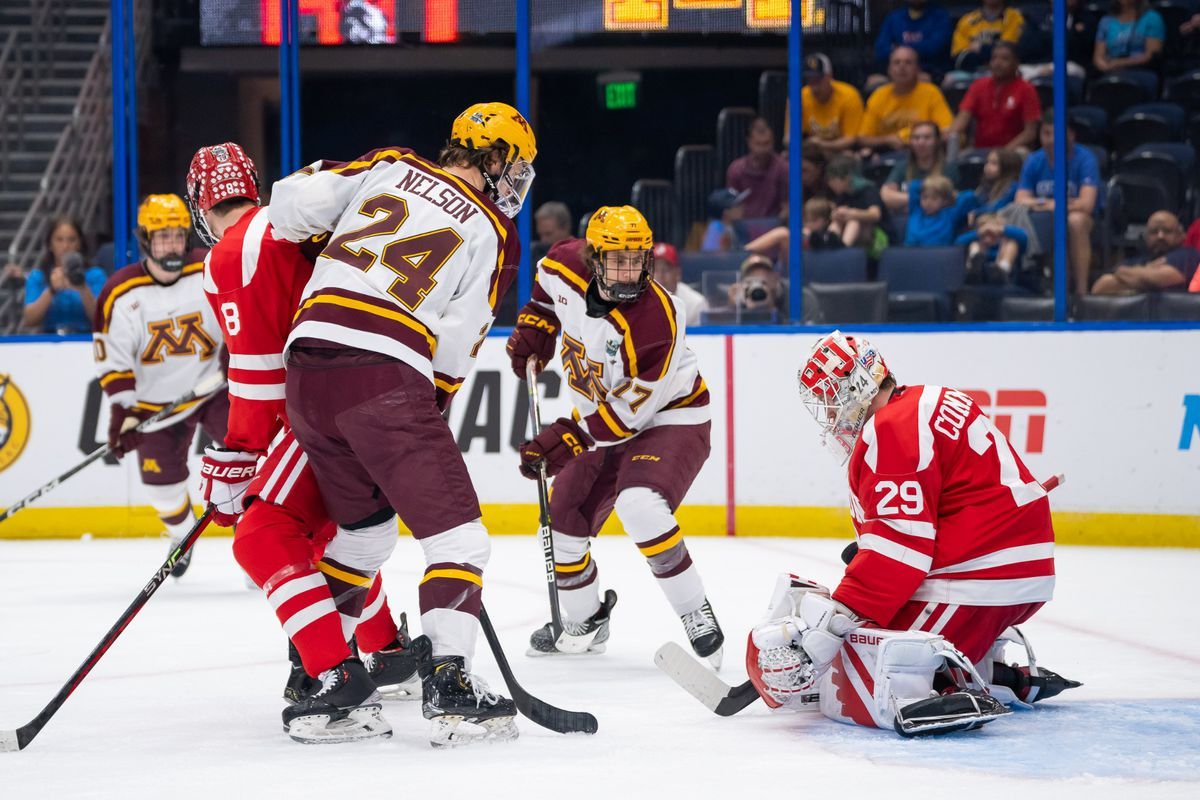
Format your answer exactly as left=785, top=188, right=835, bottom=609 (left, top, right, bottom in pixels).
left=228, top=353, right=285, bottom=370
left=229, top=380, right=286, bottom=401
left=202, top=251, right=217, bottom=294
left=241, top=207, right=270, bottom=286
left=916, top=385, right=942, bottom=471
left=857, top=533, right=933, bottom=573
left=878, top=517, right=937, bottom=540
left=926, top=542, right=1055, bottom=576
left=861, top=417, right=879, bottom=472
left=911, top=576, right=1056, bottom=606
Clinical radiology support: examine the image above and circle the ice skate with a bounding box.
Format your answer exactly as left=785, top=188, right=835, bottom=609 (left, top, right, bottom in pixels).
left=421, top=656, right=518, bottom=748
left=282, top=658, right=390, bottom=744
left=681, top=597, right=724, bottom=669
left=167, top=536, right=192, bottom=578
left=527, top=589, right=617, bottom=656
left=361, top=627, right=428, bottom=701
left=283, top=639, right=318, bottom=706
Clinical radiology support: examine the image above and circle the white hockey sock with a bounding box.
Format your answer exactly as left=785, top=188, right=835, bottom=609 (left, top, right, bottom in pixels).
left=615, top=487, right=706, bottom=616
left=552, top=530, right=602, bottom=621
left=418, top=520, right=490, bottom=670
left=143, top=482, right=194, bottom=541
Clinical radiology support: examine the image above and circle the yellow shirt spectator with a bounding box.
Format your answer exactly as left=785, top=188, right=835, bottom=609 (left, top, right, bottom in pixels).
left=951, top=7, right=1025, bottom=56
left=859, top=82, right=954, bottom=142
left=801, top=80, right=865, bottom=141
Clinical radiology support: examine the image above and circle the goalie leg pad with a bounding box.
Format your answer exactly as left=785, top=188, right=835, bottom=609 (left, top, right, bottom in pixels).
left=893, top=690, right=1010, bottom=738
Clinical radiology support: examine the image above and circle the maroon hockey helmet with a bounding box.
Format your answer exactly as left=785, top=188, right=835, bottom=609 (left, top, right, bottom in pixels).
left=185, top=143, right=261, bottom=245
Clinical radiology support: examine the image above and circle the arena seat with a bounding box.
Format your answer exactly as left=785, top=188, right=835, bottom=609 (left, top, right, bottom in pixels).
left=1153, top=292, right=1200, bottom=320
left=674, top=145, right=718, bottom=247
left=631, top=179, right=680, bottom=247
left=1031, top=74, right=1084, bottom=110
left=1067, top=106, right=1109, bottom=148
left=1000, top=295, right=1054, bottom=321
left=943, top=76, right=973, bottom=112
left=716, top=107, right=756, bottom=181
left=806, top=281, right=888, bottom=323
left=688, top=253, right=750, bottom=291
left=758, top=71, right=787, bottom=150
left=1074, top=293, right=1152, bottom=321
left=1165, top=69, right=1200, bottom=109
left=1111, top=105, right=1186, bottom=157
left=1107, top=173, right=1174, bottom=246
left=1085, top=71, right=1158, bottom=122
left=954, top=148, right=990, bottom=191
left=878, top=246, right=967, bottom=321
left=864, top=151, right=904, bottom=186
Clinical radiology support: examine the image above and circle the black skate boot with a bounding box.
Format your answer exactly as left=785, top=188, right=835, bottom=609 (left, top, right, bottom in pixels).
left=282, top=658, right=390, bottom=744
left=893, top=689, right=1010, bottom=738
left=528, top=590, right=618, bottom=656
left=421, top=655, right=518, bottom=747
left=361, top=621, right=428, bottom=701
left=681, top=597, right=724, bottom=669
left=168, top=537, right=192, bottom=578
left=283, top=639, right=318, bottom=706
left=991, top=661, right=1082, bottom=704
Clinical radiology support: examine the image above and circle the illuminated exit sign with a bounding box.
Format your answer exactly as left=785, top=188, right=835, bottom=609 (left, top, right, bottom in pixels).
left=598, top=71, right=641, bottom=110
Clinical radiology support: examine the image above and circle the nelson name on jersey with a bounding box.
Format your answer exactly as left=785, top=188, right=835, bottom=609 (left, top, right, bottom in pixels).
left=394, top=168, right=479, bottom=224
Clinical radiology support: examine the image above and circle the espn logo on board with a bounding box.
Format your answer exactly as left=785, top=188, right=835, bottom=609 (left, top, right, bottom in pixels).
left=962, top=390, right=1046, bottom=454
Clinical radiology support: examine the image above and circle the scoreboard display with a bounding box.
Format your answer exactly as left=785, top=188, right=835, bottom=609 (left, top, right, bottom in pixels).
left=201, top=1, right=864, bottom=46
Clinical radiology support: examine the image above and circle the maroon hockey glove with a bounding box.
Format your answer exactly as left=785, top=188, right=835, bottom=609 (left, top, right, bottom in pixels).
left=506, top=307, right=559, bottom=379
left=107, top=404, right=153, bottom=457
left=519, top=417, right=593, bottom=479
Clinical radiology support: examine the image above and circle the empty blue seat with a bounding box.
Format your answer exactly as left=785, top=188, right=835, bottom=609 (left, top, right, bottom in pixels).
left=802, top=248, right=868, bottom=284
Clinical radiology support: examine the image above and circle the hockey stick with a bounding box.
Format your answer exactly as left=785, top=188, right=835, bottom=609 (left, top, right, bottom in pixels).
left=0, top=509, right=216, bottom=751
left=656, top=473, right=1069, bottom=718
left=0, top=373, right=227, bottom=525
left=478, top=605, right=599, bottom=735
left=524, top=360, right=601, bottom=654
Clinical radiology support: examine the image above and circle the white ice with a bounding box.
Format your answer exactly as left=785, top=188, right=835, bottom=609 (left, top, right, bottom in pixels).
left=1, top=535, right=1198, bottom=800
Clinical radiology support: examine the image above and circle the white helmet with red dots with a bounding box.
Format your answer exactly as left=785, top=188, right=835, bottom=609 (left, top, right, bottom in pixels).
left=797, top=330, right=891, bottom=463
left=185, top=142, right=261, bottom=245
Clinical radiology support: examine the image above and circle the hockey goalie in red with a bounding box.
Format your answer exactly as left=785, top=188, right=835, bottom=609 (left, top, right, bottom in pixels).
left=746, top=331, right=1079, bottom=737
left=187, top=142, right=420, bottom=744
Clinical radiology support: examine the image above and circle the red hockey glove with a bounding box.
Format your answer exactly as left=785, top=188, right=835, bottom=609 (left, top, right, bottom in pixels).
left=519, top=417, right=593, bottom=479
left=198, top=446, right=258, bottom=526
left=506, top=307, right=558, bottom=379
left=107, top=404, right=153, bottom=457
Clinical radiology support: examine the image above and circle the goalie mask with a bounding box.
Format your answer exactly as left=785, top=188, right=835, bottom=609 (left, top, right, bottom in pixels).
left=450, top=102, right=537, bottom=219
left=185, top=142, right=261, bottom=246
left=797, top=330, right=890, bottom=464
left=136, top=194, right=190, bottom=272
left=585, top=205, right=654, bottom=303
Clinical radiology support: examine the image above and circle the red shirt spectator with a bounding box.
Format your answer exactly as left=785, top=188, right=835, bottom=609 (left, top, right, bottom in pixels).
left=954, top=41, right=1041, bottom=149
left=1185, top=218, right=1200, bottom=251
left=726, top=117, right=789, bottom=219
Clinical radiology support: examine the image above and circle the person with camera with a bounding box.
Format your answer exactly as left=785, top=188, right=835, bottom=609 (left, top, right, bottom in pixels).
left=727, top=254, right=786, bottom=321
left=12, top=216, right=107, bottom=334
left=93, top=194, right=228, bottom=577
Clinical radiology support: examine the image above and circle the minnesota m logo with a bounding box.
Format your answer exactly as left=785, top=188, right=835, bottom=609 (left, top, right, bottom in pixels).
left=141, top=312, right=217, bottom=364
left=561, top=334, right=606, bottom=401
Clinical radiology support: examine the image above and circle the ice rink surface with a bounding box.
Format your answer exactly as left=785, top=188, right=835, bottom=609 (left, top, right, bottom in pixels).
left=1, top=534, right=1198, bottom=800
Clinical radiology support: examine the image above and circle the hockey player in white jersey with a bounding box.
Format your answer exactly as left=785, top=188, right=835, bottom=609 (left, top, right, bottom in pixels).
left=508, top=206, right=724, bottom=665
left=268, top=102, right=533, bottom=746
left=93, top=194, right=228, bottom=576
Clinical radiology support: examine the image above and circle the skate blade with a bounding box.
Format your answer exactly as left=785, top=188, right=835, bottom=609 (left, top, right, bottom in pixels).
left=376, top=674, right=422, bottom=701
left=429, top=715, right=519, bottom=748
left=287, top=705, right=392, bottom=744
left=525, top=642, right=606, bottom=658
left=704, top=646, right=724, bottom=671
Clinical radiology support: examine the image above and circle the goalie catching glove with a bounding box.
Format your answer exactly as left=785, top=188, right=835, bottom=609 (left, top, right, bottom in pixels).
left=506, top=307, right=558, bottom=379
left=519, top=417, right=593, bottom=479
left=198, top=446, right=257, bottom=526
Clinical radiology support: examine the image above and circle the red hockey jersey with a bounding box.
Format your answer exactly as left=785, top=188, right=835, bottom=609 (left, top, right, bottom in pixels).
left=833, top=384, right=1055, bottom=625
left=202, top=206, right=319, bottom=455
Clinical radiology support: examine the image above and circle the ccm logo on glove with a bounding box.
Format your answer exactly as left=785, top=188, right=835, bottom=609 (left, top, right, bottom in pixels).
left=516, top=312, right=557, bottom=334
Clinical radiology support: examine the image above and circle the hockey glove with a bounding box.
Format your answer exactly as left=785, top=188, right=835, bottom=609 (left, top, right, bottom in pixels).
left=506, top=307, right=559, bottom=379
left=199, top=446, right=258, bottom=526
left=107, top=403, right=153, bottom=457
left=519, top=417, right=593, bottom=479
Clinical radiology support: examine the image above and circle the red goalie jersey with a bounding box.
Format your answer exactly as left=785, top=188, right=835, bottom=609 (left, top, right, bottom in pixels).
left=833, top=384, right=1055, bottom=626
left=202, top=206, right=320, bottom=455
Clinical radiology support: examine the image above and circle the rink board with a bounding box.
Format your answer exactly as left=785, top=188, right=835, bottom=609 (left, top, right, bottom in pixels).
left=1, top=330, right=1198, bottom=545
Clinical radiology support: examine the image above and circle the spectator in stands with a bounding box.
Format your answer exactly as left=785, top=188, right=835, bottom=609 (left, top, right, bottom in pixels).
left=826, top=155, right=887, bottom=255
left=948, top=42, right=1041, bottom=151
left=1015, top=112, right=1100, bottom=295
left=904, top=175, right=978, bottom=246
left=727, top=254, right=785, bottom=319
left=1093, top=0, right=1164, bottom=74
left=801, top=142, right=830, bottom=201
left=701, top=188, right=747, bottom=252
left=651, top=242, right=708, bottom=326
left=803, top=198, right=845, bottom=251
left=535, top=201, right=573, bottom=249
left=1092, top=211, right=1200, bottom=294
left=726, top=117, right=788, bottom=219
left=1183, top=13, right=1200, bottom=35
left=881, top=121, right=960, bottom=214
left=1019, top=0, right=1090, bottom=79
left=801, top=53, right=863, bottom=153
left=1185, top=218, right=1200, bottom=250
left=972, top=147, right=1024, bottom=219
left=950, top=1, right=1025, bottom=73
left=18, top=216, right=107, bottom=334
left=956, top=213, right=1028, bottom=283
left=873, top=1, right=952, bottom=81
left=858, top=47, right=955, bottom=155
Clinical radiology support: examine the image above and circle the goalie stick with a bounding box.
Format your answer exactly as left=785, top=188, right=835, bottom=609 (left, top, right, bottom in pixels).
left=478, top=605, right=599, bottom=735
left=1, top=509, right=216, bottom=752
left=524, top=360, right=604, bottom=654
left=655, top=473, right=1068, bottom=718
left=0, top=373, right=227, bottom=525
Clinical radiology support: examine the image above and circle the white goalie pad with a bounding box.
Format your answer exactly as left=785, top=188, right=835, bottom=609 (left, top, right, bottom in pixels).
left=761, top=573, right=832, bottom=621
left=818, top=628, right=991, bottom=730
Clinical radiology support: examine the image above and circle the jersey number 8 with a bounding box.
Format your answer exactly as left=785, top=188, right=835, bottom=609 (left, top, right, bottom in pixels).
left=220, top=302, right=241, bottom=336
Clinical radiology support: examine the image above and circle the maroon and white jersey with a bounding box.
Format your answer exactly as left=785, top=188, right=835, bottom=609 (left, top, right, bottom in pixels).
left=833, top=385, right=1055, bottom=624
left=202, top=206, right=319, bottom=456
left=270, top=147, right=519, bottom=410
left=528, top=238, right=710, bottom=446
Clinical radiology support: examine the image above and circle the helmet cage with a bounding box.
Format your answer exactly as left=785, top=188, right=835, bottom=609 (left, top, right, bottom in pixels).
left=797, top=332, right=886, bottom=464
left=589, top=246, right=653, bottom=303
